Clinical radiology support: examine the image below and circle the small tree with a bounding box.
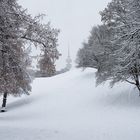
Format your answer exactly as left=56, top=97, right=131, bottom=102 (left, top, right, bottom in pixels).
left=38, top=49, right=59, bottom=77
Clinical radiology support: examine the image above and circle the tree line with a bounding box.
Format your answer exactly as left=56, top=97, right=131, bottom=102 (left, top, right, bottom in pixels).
left=0, top=0, right=60, bottom=112
left=76, top=0, right=140, bottom=94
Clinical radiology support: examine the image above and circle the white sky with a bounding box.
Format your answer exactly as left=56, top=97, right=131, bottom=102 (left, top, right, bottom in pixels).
left=18, top=0, right=111, bottom=70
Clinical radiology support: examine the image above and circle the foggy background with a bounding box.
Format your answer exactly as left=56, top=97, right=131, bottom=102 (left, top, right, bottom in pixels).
left=18, top=0, right=111, bottom=70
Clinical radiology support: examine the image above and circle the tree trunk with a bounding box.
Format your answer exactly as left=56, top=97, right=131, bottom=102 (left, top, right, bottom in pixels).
left=1, top=45, right=8, bottom=112
left=136, top=85, right=140, bottom=96
left=1, top=92, right=7, bottom=112
left=135, top=74, right=140, bottom=96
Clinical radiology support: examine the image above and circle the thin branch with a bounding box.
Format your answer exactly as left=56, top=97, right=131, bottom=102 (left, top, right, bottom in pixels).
left=125, top=79, right=136, bottom=85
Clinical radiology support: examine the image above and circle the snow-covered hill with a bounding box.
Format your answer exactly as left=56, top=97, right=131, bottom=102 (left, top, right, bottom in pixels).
left=1, top=68, right=140, bottom=140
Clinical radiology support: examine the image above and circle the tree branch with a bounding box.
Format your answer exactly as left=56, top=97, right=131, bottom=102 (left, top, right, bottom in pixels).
left=125, top=80, right=136, bottom=85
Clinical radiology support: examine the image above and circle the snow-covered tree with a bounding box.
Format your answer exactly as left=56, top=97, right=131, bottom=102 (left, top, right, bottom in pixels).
left=36, top=23, right=60, bottom=77
left=38, top=47, right=59, bottom=77
left=76, top=26, right=101, bottom=69
left=76, top=0, right=140, bottom=95
left=0, top=0, right=60, bottom=111
left=98, top=0, right=140, bottom=93
left=76, top=25, right=113, bottom=71
left=76, top=42, right=98, bottom=69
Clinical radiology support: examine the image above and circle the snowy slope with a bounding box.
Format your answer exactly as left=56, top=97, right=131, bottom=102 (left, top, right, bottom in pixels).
left=1, top=68, right=140, bottom=140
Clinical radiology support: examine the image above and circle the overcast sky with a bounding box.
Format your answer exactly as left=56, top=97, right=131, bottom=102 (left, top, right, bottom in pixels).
left=18, top=0, right=111, bottom=69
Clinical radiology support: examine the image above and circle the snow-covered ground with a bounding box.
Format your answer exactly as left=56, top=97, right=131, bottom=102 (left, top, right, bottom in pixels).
left=1, top=68, right=140, bottom=140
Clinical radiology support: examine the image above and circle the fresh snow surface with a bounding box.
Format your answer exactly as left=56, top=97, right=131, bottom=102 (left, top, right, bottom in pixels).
left=1, top=68, right=140, bottom=140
